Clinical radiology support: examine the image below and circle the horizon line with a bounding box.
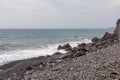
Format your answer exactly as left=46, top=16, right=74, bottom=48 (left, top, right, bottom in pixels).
left=0, top=27, right=115, bottom=29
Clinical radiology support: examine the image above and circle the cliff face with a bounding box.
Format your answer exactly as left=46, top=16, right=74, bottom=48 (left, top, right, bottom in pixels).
left=114, top=19, right=120, bottom=41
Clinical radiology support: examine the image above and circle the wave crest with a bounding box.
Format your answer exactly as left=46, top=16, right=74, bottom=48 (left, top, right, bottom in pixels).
left=0, top=39, right=91, bottom=65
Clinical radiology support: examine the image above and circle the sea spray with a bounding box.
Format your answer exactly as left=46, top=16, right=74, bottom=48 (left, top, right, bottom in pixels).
left=0, top=39, right=91, bottom=65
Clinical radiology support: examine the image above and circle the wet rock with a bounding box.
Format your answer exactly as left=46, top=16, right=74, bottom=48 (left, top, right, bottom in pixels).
left=92, top=37, right=99, bottom=43
left=57, top=43, right=72, bottom=51
left=57, top=45, right=62, bottom=50
left=78, top=43, right=88, bottom=52
left=63, top=43, right=72, bottom=51
left=78, top=43, right=86, bottom=47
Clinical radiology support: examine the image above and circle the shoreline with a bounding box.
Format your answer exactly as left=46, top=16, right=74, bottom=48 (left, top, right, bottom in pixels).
left=0, top=41, right=120, bottom=80
left=0, top=19, right=120, bottom=80
left=0, top=34, right=119, bottom=79
left=0, top=39, right=91, bottom=66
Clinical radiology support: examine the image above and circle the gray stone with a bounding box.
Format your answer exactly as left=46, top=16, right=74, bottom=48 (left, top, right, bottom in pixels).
left=103, top=32, right=113, bottom=40
left=57, top=45, right=63, bottom=50
left=57, top=43, right=72, bottom=51
left=92, top=37, right=99, bottom=43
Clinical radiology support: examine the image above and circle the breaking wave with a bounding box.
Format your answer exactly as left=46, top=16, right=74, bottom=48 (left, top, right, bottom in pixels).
left=0, top=39, right=91, bottom=66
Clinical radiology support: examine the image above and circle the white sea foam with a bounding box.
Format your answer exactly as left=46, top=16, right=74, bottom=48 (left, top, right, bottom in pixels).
left=0, top=39, right=91, bottom=66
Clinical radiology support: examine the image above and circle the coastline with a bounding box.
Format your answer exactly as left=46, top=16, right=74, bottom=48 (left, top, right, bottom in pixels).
left=0, top=41, right=120, bottom=80
left=0, top=20, right=120, bottom=80
left=0, top=35, right=119, bottom=80
left=0, top=39, right=91, bottom=66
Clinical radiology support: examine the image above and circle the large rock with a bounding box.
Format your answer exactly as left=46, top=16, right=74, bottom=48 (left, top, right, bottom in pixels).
left=114, top=19, right=120, bottom=41
left=78, top=43, right=86, bottom=47
left=57, top=45, right=63, bottom=50
left=57, top=43, right=72, bottom=51
left=102, top=32, right=113, bottom=40
left=92, top=37, right=99, bottom=43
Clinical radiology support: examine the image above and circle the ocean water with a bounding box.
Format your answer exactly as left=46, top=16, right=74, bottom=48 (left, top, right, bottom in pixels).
left=0, top=29, right=114, bottom=65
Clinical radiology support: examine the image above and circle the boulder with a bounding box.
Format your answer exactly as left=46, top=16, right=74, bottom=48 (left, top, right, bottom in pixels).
left=102, top=32, right=113, bottom=40
left=57, top=45, right=63, bottom=50
left=78, top=43, right=86, bottom=48
left=57, top=43, right=72, bottom=51
left=80, top=43, right=86, bottom=46
left=92, top=37, right=99, bottom=43
left=62, top=43, right=71, bottom=50
left=114, top=19, right=120, bottom=41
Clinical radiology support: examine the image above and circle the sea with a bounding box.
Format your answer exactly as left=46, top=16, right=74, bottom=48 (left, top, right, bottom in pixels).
left=0, top=29, right=114, bottom=65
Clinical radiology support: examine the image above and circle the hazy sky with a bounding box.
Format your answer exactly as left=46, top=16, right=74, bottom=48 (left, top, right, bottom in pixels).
left=0, top=0, right=120, bottom=28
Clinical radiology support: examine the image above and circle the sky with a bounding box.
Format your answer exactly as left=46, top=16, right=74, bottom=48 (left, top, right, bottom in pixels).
left=0, top=0, right=120, bottom=28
